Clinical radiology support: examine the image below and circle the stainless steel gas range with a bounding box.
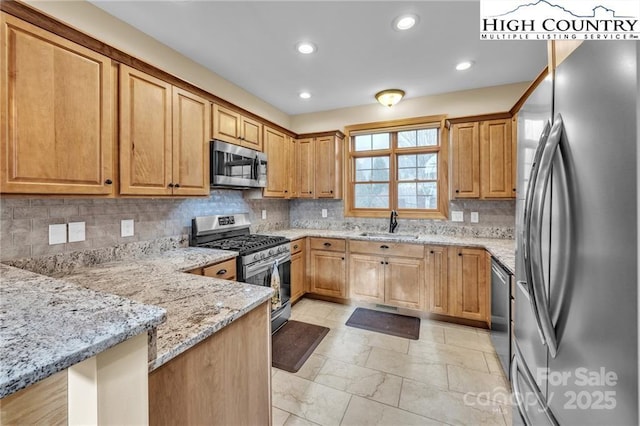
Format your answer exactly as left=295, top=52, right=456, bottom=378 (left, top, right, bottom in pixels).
left=190, top=213, right=291, bottom=333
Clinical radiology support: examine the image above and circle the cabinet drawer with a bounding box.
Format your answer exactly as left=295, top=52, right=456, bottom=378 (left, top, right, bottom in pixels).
left=203, top=258, right=237, bottom=280
left=291, top=238, right=305, bottom=255
left=309, top=238, right=346, bottom=252
left=349, top=240, right=424, bottom=258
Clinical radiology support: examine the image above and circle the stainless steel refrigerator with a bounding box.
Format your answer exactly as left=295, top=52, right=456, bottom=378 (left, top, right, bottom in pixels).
left=512, top=41, right=638, bottom=425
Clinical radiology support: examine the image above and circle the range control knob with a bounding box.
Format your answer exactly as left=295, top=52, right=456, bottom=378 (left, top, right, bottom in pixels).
left=268, top=249, right=275, bottom=256
left=253, top=254, right=260, bottom=261
left=260, top=253, right=266, bottom=259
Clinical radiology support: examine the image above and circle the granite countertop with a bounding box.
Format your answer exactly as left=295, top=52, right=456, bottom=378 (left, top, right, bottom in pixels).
left=266, top=229, right=515, bottom=274
left=0, top=264, right=166, bottom=398
left=55, top=248, right=273, bottom=371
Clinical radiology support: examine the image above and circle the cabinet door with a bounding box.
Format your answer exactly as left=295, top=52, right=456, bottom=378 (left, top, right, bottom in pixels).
left=288, top=137, right=299, bottom=198
left=212, top=103, right=241, bottom=145
left=426, top=246, right=449, bottom=315
left=480, top=119, right=513, bottom=199
left=384, top=257, right=424, bottom=310
left=349, top=254, right=385, bottom=304
left=451, top=247, right=488, bottom=322
left=315, top=136, right=337, bottom=198
left=120, top=65, right=172, bottom=195
left=451, top=122, right=480, bottom=198
left=1, top=13, right=114, bottom=195
left=172, top=87, right=210, bottom=196
left=263, top=126, right=288, bottom=198
left=240, top=116, right=263, bottom=151
left=511, top=115, right=518, bottom=198
left=310, top=250, right=346, bottom=298
left=202, top=258, right=236, bottom=281
left=297, top=138, right=315, bottom=198
left=290, top=250, right=305, bottom=303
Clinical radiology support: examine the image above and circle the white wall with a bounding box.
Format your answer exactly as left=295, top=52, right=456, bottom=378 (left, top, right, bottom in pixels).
left=24, top=0, right=292, bottom=130
left=291, top=82, right=529, bottom=133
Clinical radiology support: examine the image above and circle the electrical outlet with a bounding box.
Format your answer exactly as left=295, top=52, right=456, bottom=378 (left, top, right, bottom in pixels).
left=49, top=224, right=67, bottom=245
left=68, top=222, right=86, bottom=242
left=321, top=209, right=328, bottom=218
left=261, top=209, right=267, bottom=220
left=470, top=212, right=479, bottom=223
left=451, top=211, right=464, bottom=222
left=121, top=219, right=134, bottom=237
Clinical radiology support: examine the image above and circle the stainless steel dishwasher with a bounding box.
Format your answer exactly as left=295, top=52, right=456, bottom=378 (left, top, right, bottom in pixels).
left=490, top=257, right=511, bottom=377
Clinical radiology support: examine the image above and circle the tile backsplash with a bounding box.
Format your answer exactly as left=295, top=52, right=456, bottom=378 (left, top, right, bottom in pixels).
left=1, top=192, right=514, bottom=261
left=0, top=190, right=288, bottom=261
left=289, top=199, right=515, bottom=239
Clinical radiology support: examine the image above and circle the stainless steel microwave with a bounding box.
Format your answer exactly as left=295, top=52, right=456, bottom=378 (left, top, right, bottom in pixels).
left=210, top=140, right=267, bottom=189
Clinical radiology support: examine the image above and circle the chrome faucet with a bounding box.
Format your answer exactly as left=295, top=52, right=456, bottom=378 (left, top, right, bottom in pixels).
left=389, top=210, right=399, bottom=233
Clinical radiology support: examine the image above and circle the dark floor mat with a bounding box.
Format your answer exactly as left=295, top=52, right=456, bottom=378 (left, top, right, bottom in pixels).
left=272, top=320, right=330, bottom=373
left=346, top=307, right=420, bottom=340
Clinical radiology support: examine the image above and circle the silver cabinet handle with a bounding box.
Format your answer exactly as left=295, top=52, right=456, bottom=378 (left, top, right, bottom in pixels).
left=511, top=342, right=559, bottom=426
left=529, top=114, right=564, bottom=358
left=522, top=119, right=552, bottom=349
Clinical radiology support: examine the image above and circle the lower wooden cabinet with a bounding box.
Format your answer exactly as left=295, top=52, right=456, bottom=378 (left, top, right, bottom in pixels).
left=349, top=241, right=424, bottom=310
left=188, top=258, right=236, bottom=281
left=426, top=246, right=449, bottom=315
left=309, top=238, right=347, bottom=298
left=149, top=302, right=271, bottom=425
left=449, top=247, right=489, bottom=322
left=290, top=239, right=305, bottom=303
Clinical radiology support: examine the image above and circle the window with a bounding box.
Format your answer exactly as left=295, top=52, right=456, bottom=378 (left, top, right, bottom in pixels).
left=345, top=115, right=449, bottom=219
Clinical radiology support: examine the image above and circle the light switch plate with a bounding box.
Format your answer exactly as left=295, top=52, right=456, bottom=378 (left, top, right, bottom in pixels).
left=68, top=222, right=86, bottom=242
left=321, top=209, right=328, bottom=218
left=451, top=211, right=464, bottom=222
left=470, top=212, right=479, bottom=223
left=121, top=219, right=134, bottom=237
left=49, top=224, right=67, bottom=245
left=261, top=209, right=267, bottom=220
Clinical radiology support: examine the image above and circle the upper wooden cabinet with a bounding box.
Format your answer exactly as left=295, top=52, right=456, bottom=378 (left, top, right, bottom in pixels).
left=0, top=13, right=114, bottom=195
left=480, top=119, right=513, bottom=198
left=288, top=137, right=299, bottom=199
left=449, top=247, right=489, bottom=323
left=451, top=118, right=515, bottom=199
left=451, top=122, right=480, bottom=198
left=120, top=65, right=209, bottom=196
left=263, top=126, right=289, bottom=198
left=292, top=134, right=343, bottom=200
left=212, top=103, right=263, bottom=151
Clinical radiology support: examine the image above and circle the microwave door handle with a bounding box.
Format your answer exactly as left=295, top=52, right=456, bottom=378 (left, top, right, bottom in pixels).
left=252, top=155, right=259, bottom=181
left=529, top=114, right=564, bottom=358
left=523, top=119, right=551, bottom=346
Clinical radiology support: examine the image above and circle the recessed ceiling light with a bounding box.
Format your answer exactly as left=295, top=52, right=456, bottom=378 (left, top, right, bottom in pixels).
left=393, top=14, right=419, bottom=31
left=299, top=92, right=311, bottom=99
left=296, top=42, right=316, bottom=55
left=455, top=61, right=474, bottom=71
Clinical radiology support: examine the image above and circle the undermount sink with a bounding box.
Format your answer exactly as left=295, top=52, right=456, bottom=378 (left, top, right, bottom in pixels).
left=358, top=232, right=419, bottom=240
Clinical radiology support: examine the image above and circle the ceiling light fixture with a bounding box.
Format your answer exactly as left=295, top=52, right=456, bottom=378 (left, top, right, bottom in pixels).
left=455, top=61, right=474, bottom=71
left=375, top=89, right=405, bottom=107
left=296, top=42, right=316, bottom=55
left=393, top=14, right=419, bottom=31
left=299, top=92, right=311, bottom=99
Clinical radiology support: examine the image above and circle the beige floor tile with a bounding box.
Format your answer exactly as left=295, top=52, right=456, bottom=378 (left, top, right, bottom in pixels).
left=314, top=333, right=373, bottom=366
left=293, top=353, right=327, bottom=381
left=273, top=407, right=291, bottom=426
left=297, top=301, right=336, bottom=319
left=294, top=314, right=352, bottom=334
left=365, top=347, right=449, bottom=389
left=314, top=358, right=403, bottom=407
left=447, top=365, right=509, bottom=400
left=484, top=352, right=506, bottom=375
left=272, top=371, right=351, bottom=426
left=502, top=401, right=514, bottom=426
left=338, top=327, right=410, bottom=354
left=399, top=378, right=506, bottom=426
left=408, top=339, right=489, bottom=372
left=418, top=323, right=446, bottom=344
left=341, top=395, right=446, bottom=426
left=444, top=327, right=496, bottom=352
left=284, top=414, right=321, bottom=426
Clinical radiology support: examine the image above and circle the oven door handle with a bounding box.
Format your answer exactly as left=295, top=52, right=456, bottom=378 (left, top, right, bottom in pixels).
left=245, top=261, right=272, bottom=279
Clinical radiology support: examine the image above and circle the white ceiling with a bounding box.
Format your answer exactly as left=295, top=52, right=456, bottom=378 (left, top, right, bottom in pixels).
left=90, top=1, right=547, bottom=115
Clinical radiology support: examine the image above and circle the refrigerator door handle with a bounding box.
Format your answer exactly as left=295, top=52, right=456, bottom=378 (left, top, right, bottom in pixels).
left=529, top=114, right=564, bottom=358
left=522, top=120, right=552, bottom=347
left=512, top=342, right=560, bottom=426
